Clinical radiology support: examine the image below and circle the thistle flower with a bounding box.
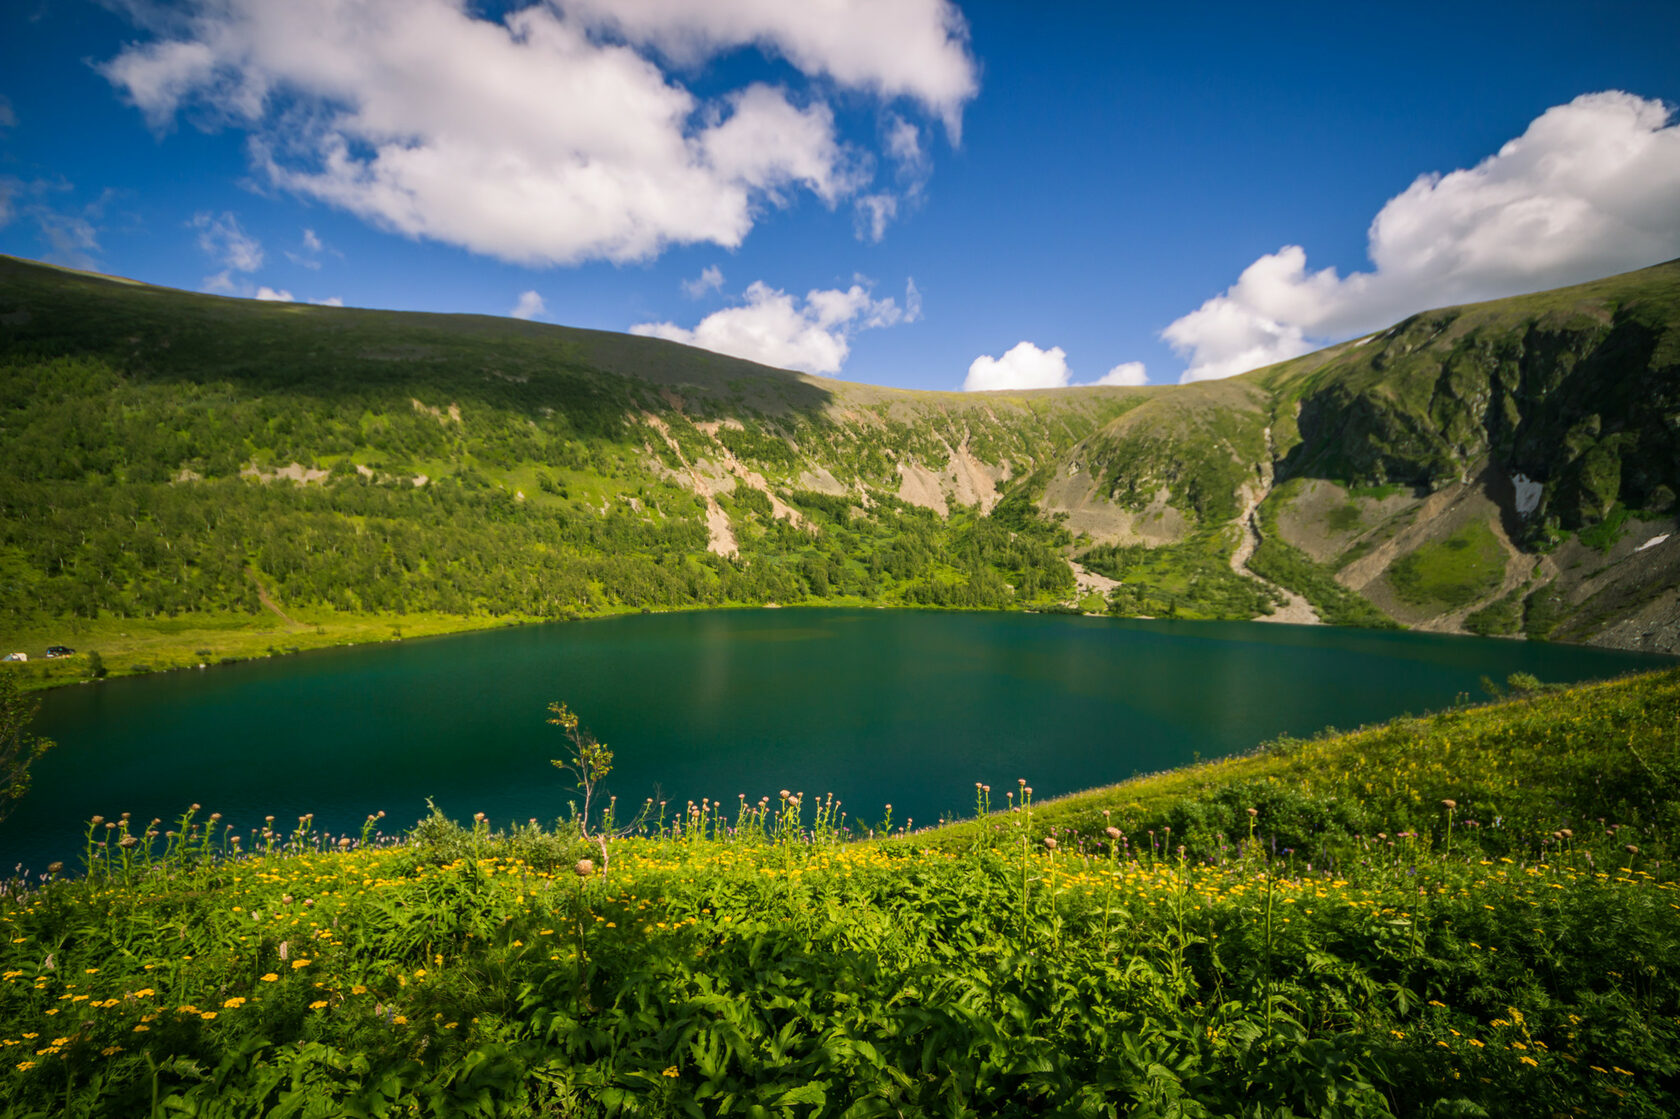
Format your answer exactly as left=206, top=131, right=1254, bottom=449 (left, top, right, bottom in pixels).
left=1442, top=799, right=1457, bottom=809
left=1043, top=837, right=1057, bottom=851
left=573, top=859, right=595, bottom=877
left=1105, top=826, right=1121, bottom=840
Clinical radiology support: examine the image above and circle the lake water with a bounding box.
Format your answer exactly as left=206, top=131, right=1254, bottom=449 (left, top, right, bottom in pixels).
left=3, top=609, right=1671, bottom=871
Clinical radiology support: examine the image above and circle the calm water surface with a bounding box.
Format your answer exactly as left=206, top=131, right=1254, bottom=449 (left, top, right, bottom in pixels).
left=4, top=609, right=1671, bottom=870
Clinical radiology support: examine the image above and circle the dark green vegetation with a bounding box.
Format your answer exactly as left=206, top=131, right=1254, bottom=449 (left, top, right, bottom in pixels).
left=1081, top=532, right=1282, bottom=620
left=2, top=668, right=1677, bottom=1116
left=1247, top=499, right=1397, bottom=629
left=3, top=255, right=1679, bottom=685
left=0, top=673, right=54, bottom=824
left=1385, top=521, right=1507, bottom=611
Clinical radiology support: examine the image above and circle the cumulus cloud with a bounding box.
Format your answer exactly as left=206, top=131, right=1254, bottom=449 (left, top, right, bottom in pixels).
left=1095, top=361, right=1148, bottom=387
left=310, top=295, right=344, bottom=306
left=510, top=290, right=546, bottom=320
left=551, top=0, right=977, bottom=139
left=631, top=276, right=918, bottom=375
left=682, top=265, right=725, bottom=298
left=964, top=342, right=1070, bottom=392
left=100, top=0, right=976, bottom=267
left=1166, top=92, right=1680, bottom=383
left=254, top=286, right=294, bottom=301
left=963, top=344, right=1149, bottom=391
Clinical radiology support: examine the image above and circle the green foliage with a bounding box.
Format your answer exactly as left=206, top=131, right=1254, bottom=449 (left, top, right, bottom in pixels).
left=547, top=702, right=613, bottom=835
left=1248, top=498, right=1398, bottom=628
left=4, top=671, right=1680, bottom=1116
left=0, top=673, right=55, bottom=825
left=1082, top=532, right=1282, bottom=620
left=1577, top=503, right=1630, bottom=552
left=1464, top=587, right=1524, bottom=636
left=1387, top=520, right=1507, bottom=610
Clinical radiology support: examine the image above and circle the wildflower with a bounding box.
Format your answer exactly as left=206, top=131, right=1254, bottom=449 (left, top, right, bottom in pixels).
left=1519, top=1056, right=1538, bottom=1067
left=291, top=958, right=311, bottom=969
left=16, top=1061, right=35, bottom=1071
left=100, top=1046, right=122, bottom=1057
left=199, top=1011, right=217, bottom=1020
left=309, top=1000, right=328, bottom=1010
left=1043, top=837, right=1058, bottom=851
left=574, top=859, right=595, bottom=877
left=1441, top=799, right=1456, bottom=809
left=662, top=1066, right=680, bottom=1078
left=222, top=997, right=246, bottom=1009
left=260, top=973, right=279, bottom=983
left=1105, top=826, right=1121, bottom=840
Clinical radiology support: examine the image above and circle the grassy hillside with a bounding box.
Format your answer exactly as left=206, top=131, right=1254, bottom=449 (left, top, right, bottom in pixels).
left=2, top=668, right=1676, bottom=1116
left=2, top=255, right=1678, bottom=685
left=0, top=256, right=1135, bottom=686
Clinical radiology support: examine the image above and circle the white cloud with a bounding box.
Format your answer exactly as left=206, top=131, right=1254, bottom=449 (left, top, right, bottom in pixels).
left=310, top=295, right=344, bottom=306
left=964, top=342, right=1070, bottom=392
left=101, top=0, right=975, bottom=267
left=552, top=0, right=977, bottom=139
left=286, top=227, right=328, bottom=268
left=1095, top=361, right=1148, bottom=387
left=631, top=276, right=916, bottom=375
left=255, top=286, right=294, bottom=301
left=682, top=265, right=725, bottom=298
left=510, top=290, right=546, bottom=320
left=962, top=345, right=1148, bottom=391
left=853, top=193, right=897, bottom=243
left=0, top=95, right=16, bottom=130
left=191, top=210, right=262, bottom=273
left=1166, top=91, right=1680, bottom=383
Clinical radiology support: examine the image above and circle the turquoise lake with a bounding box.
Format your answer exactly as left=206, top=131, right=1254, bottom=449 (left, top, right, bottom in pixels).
left=3, top=609, right=1672, bottom=872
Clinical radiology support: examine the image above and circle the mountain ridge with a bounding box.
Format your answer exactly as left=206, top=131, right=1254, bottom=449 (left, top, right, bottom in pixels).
left=1, top=253, right=1676, bottom=685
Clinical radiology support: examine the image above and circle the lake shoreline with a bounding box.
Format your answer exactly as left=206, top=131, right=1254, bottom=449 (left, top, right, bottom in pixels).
left=9, top=593, right=1674, bottom=695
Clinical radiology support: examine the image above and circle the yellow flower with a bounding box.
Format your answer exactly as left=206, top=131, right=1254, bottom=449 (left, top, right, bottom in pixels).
left=309, top=1000, right=329, bottom=1010
left=100, top=1046, right=122, bottom=1057
left=662, top=1066, right=680, bottom=1078
left=199, top=1011, right=217, bottom=1021
left=16, top=1061, right=34, bottom=1071
left=223, top=997, right=247, bottom=1009
left=260, top=973, right=279, bottom=982
left=132, top=1025, right=150, bottom=1033
left=392, top=1015, right=407, bottom=1025
left=350, top=985, right=367, bottom=995
left=291, top=959, right=311, bottom=969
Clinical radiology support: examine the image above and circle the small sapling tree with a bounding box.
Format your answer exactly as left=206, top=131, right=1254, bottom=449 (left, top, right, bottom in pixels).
left=547, top=701, right=612, bottom=838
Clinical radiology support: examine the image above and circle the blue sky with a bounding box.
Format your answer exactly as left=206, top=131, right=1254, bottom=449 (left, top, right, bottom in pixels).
left=2, top=1, right=1678, bottom=390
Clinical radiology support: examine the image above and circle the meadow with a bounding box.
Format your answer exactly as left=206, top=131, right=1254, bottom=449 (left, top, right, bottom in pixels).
left=0, top=667, right=1677, bottom=1117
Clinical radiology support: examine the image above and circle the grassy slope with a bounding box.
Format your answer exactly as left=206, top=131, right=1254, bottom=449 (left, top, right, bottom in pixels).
left=0, top=256, right=1137, bottom=687
left=2, top=669, right=1676, bottom=1116
left=3, top=255, right=1678, bottom=684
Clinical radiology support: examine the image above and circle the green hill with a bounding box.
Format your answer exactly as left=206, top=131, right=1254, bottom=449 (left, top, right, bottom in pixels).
left=1, top=255, right=1677, bottom=687
left=2, top=667, right=1676, bottom=1117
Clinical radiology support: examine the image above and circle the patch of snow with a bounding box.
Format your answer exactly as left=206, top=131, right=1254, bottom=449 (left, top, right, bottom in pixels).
left=1635, top=533, right=1670, bottom=553
left=1511, top=473, right=1542, bottom=517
